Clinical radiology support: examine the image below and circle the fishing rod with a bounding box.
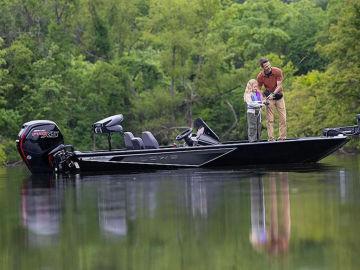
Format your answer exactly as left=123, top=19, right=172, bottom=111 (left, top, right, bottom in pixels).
left=199, top=69, right=289, bottom=104
left=197, top=83, right=243, bottom=104
left=197, top=52, right=311, bottom=104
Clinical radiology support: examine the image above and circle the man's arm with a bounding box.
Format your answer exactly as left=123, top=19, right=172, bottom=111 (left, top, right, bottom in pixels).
left=273, top=80, right=282, bottom=94
left=273, top=69, right=283, bottom=94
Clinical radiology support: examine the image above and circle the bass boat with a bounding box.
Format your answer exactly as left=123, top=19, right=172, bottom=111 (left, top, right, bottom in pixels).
left=16, top=114, right=360, bottom=174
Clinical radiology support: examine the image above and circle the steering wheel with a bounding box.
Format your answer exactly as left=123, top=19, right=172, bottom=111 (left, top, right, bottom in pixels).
left=176, top=128, right=193, bottom=141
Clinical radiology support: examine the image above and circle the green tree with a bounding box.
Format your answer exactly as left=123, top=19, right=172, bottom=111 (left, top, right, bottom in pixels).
left=286, top=0, right=327, bottom=74
left=287, top=0, right=360, bottom=149
left=3, top=37, right=34, bottom=109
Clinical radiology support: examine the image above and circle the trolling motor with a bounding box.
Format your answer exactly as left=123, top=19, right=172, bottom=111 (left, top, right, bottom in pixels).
left=323, top=114, right=360, bottom=137
left=92, top=114, right=123, bottom=151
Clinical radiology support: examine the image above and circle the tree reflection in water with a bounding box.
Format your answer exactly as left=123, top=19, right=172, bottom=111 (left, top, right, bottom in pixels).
left=250, top=172, right=291, bottom=255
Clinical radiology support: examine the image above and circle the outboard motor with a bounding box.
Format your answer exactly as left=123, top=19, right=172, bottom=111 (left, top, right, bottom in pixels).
left=16, top=120, right=64, bottom=173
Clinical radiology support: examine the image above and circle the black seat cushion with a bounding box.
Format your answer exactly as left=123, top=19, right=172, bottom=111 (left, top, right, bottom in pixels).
left=124, top=132, right=134, bottom=149
left=142, top=131, right=159, bottom=149
left=131, top=137, right=144, bottom=150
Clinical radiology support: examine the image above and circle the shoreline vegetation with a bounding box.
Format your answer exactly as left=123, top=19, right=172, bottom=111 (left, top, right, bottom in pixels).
left=0, top=0, right=359, bottom=165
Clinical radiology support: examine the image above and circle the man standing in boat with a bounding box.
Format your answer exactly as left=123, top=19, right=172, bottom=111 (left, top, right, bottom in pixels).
left=257, top=58, right=287, bottom=141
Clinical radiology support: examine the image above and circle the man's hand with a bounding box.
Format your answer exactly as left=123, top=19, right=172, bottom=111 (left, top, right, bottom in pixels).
left=267, top=93, right=275, bottom=100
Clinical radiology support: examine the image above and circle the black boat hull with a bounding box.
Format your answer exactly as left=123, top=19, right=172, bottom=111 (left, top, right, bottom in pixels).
left=75, top=136, right=349, bottom=173
left=17, top=114, right=357, bottom=174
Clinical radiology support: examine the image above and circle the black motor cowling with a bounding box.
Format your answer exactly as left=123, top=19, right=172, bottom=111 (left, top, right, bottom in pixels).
left=16, top=120, right=64, bottom=173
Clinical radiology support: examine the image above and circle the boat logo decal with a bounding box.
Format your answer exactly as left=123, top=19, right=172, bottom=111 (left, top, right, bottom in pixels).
left=31, top=129, right=59, bottom=139
left=140, top=154, right=178, bottom=162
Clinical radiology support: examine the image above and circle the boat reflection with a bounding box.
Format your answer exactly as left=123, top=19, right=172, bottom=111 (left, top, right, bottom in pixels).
left=98, top=181, right=128, bottom=237
left=250, top=172, right=291, bottom=255
left=188, top=174, right=208, bottom=218
left=98, top=175, right=162, bottom=238
left=21, top=170, right=295, bottom=248
left=21, top=175, right=62, bottom=247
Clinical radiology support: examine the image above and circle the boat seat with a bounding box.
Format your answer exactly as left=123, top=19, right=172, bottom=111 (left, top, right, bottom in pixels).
left=131, top=137, right=144, bottom=150
left=197, top=134, right=220, bottom=145
left=142, top=131, right=159, bottom=149
left=124, top=132, right=135, bottom=149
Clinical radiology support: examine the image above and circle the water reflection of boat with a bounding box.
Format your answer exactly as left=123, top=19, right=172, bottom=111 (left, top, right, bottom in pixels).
left=85, top=172, right=218, bottom=239
left=189, top=175, right=208, bottom=218
left=98, top=182, right=127, bottom=237
left=98, top=175, right=162, bottom=238
left=250, top=172, right=291, bottom=255
left=21, top=176, right=62, bottom=246
left=97, top=178, right=139, bottom=237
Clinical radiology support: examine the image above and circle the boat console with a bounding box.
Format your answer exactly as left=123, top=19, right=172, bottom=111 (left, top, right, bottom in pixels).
left=175, top=118, right=221, bottom=146
left=193, top=118, right=220, bottom=145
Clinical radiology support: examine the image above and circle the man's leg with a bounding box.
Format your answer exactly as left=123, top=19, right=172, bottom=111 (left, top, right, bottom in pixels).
left=266, top=100, right=275, bottom=141
left=276, top=98, right=287, bottom=140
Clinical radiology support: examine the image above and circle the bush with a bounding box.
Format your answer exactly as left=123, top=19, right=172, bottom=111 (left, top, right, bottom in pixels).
left=0, top=145, right=6, bottom=166
left=0, top=139, right=20, bottom=166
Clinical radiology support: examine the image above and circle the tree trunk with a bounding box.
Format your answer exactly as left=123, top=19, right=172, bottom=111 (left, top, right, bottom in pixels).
left=170, top=46, right=176, bottom=97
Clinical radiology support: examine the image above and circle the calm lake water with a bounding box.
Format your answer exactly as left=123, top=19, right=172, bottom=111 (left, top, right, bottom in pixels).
left=0, top=154, right=359, bottom=270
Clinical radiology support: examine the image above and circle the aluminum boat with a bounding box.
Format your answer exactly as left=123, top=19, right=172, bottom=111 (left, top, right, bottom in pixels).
left=16, top=114, right=359, bottom=174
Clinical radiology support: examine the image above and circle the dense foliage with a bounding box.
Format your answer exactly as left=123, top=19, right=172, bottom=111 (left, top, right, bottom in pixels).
left=0, top=0, right=359, bottom=163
